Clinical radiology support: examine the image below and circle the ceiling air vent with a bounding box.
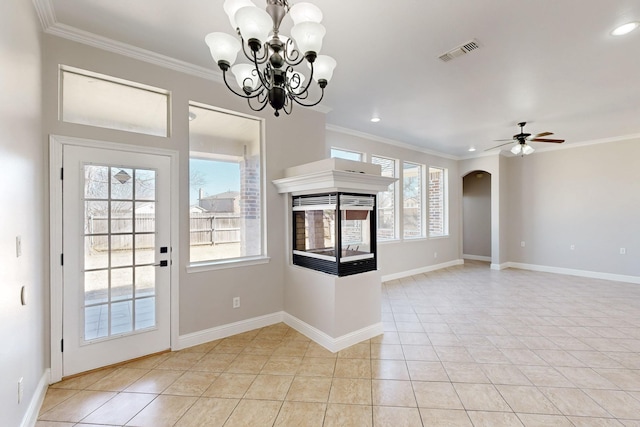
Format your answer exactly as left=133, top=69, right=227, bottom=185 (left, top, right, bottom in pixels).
left=438, top=39, right=481, bottom=62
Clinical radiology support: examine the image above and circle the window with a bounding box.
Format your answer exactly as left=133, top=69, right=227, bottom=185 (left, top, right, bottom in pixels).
left=429, top=167, right=448, bottom=237
left=330, top=148, right=363, bottom=161
left=61, top=67, right=169, bottom=137
left=403, top=162, right=424, bottom=238
left=189, top=104, right=263, bottom=264
left=371, top=156, right=397, bottom=240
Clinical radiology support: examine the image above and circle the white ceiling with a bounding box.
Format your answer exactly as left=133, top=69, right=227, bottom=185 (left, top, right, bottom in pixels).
left=37, top=0, right=640, bottom=157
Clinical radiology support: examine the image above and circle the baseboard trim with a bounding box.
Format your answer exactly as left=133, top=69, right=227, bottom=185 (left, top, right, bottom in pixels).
left=491, top=263, right=509, bottom=271
left=21, top=368, right=50, bottom=427
left=283, top=313, right=383, bottom=353
left=381, top=259, right=464, bottom=282
left=507, top=262, right=640, bottom=284
left=463, top=254, right=491, bottom=262
left=175, top=312, right=285, bottom=350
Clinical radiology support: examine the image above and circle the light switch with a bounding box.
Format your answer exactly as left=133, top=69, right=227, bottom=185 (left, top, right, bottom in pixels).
left=16, top=236, right=22, bottom=257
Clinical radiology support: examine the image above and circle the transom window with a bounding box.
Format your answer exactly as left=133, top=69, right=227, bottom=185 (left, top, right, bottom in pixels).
left=330, top=148, right=363, bottom=162
left=61, top=66, right=169, bottom=137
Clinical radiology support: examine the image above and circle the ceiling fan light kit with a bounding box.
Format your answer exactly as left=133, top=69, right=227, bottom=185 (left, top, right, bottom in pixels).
left=206, top=0, right=337, bottom=117
left=486, top=121, right=565, bottom=157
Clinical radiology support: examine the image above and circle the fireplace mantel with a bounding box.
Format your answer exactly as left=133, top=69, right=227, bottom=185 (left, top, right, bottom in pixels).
left=272, top=158, right=396, bottom=196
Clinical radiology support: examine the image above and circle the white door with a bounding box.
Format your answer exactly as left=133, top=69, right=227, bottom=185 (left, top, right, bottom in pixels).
left=62, top=145, right=171, bottom=376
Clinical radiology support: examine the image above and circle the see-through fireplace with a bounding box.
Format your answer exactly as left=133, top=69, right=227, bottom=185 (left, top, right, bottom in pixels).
left=292, top=192, right=376, bottom=276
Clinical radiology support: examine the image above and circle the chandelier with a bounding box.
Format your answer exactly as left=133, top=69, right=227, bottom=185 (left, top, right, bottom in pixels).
left=205, top=0, right=337, bottom=117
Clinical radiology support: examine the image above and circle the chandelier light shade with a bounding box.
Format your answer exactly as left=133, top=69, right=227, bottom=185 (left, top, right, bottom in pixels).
left=223, top=0, right=256, bottom=29
left=205, top=32, right=241, bottom=68
left=234, top=6, right=272, bottom=46
left=289, top=2, right=323, bottom=25
left=310, top=55, right=337, bottom=83
left=291, top=22, right=326, bottom=57
left=206, top=0, right=337, bottom=117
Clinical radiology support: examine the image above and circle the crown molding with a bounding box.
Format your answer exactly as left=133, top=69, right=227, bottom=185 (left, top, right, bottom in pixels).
left=325, top=125, right=460, bottom=161
left=46, top=22, right=222, bottom=82
left=32, top=0, right=56, bottom=30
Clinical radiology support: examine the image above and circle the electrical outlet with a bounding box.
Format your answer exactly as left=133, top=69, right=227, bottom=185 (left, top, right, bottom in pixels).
left=570, top=244, right=575, bottom=250
left=520, top=241, right=525, bottom=247
left=16, top=236, right=22, bottom=257
left=433, top=252, right=438, bottom=259
left=233, top=297, right=240, bottom=309
left=18, top=377, right=23, bottom=404
left=620, top=248, right=626, bottom=255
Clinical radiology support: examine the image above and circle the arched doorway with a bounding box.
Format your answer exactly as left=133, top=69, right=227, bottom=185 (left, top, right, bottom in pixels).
left=462, top=170, right=492, bottom=263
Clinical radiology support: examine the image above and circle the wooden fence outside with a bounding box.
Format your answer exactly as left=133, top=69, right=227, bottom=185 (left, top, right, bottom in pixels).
left=86, top=213, right=241, bottom=251
left=190, top=213, right=241, bottom=246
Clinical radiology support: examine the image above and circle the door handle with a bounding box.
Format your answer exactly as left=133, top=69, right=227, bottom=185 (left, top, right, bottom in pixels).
left=154, top=260, right=169, bottom=267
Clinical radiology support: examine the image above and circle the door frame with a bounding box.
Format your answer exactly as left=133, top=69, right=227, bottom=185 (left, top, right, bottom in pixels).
left=49, top=134, right=180, bottom=383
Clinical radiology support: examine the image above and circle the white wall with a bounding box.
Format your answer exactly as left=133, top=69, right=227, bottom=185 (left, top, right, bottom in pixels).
left=41, top=35, right=327, bottom=341
left=326, top=129, right=461, bottom=277
left=506, top=139, right=640, bottom=277
left=0, top=0, right=47, bottom=425
left=463, top=172, right=491, bottom=258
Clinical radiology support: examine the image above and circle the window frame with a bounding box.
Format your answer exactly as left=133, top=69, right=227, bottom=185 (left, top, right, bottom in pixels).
left=371, top=155, right=398, bottom=242
left=428, top=166, right=449, bottom=238
left=330, top=147, right=365, bottom=162
left=402, top=161, right=426, bottom=239
left=60, top=65, right=170, bottom=137
left=186, top=103, right=268, bottom=271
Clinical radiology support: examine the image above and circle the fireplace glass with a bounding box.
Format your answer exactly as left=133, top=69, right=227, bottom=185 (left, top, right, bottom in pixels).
left=292, top=193, right=377, bottom=276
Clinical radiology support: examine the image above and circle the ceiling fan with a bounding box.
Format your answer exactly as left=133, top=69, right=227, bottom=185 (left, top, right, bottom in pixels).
left=486, top=122, right=565, bottom=156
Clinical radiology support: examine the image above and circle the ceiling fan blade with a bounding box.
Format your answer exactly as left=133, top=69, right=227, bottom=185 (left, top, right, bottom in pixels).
left=533, top=132, right=553, bottom=138
left=530, top=138, right=565, bottom=143
left=485, top=141, right=516, bottom=151
left=492, top=138, right=514, bottom=142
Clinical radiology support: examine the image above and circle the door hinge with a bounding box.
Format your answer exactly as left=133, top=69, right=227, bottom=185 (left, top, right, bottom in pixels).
left=60, top=167, right=63, bottom=180
left=60, top=339, right=64, bottom=352
left=60, top=253, right=64, bottom=266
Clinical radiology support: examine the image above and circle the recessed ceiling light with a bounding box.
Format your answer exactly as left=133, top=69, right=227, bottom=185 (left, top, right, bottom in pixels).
left=370, top=117, right=381, bottom=123
left=468, top=147, right=476, bottom=152
left=611, top=22, right=639, bottom=36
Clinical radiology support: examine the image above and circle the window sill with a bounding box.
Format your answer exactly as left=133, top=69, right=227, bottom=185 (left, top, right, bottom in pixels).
left=429, top=235, right=450, bottom=240
left=402, top=236, right=428, bottom=242
left=378, top=239, right=401, bottom=245
left=186, top=256, right=271, bottom=273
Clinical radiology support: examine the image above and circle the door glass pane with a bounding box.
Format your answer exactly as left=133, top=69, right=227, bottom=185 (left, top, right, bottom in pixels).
left=85, top=165, right=109, bottom=199
left=111, top=268, right=133, bottom=301
left=135, top=234, right=155, bottom=265
left=135, top=297, right=155, bottom=330
left=111, top=301, right=133, bottom=335
left=85, top=201, right=108, bottom=234
left=111, top=201, right=133, bottom=233
left=85, top=236, right=109, bottom=269
left=111, top=167, right=133, bottom=200
left=82, top=164, right=158, bottom=343
left=135, top=266, right=155, bottom=297
left=135, top=169, right=156, bottom=200
left=136, top=202, right=155, bottom=232
left=111, top=235, right=133, bottom=267
left=85, top=305, right=108, bottom=340
left=84, top=270, right=108, bottom=305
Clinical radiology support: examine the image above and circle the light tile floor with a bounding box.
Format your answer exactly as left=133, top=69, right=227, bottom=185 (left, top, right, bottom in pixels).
left=38, top=261, right=640, bottom=426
